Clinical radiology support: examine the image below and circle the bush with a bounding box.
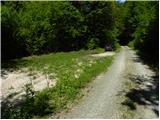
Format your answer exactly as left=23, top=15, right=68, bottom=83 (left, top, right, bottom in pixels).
left=87, top=37, right=99, bottom=50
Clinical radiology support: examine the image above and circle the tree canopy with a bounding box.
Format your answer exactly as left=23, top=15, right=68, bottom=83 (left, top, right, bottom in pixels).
left=1, top=1, right=159, bottom=65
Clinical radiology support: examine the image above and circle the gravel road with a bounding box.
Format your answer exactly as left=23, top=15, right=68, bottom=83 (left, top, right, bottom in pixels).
left=60, top=46, right=158, bottom=119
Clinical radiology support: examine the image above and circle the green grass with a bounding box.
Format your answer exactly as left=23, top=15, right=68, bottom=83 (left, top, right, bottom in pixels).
left=127, top=40, right=135, bottom=49
left=2, top=48, right=114, bottom=119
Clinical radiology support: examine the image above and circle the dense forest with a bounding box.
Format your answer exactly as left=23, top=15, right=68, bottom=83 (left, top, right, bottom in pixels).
left=1, top=1, right=159, bottom=66
left=1, top=1, right=159, bottom=119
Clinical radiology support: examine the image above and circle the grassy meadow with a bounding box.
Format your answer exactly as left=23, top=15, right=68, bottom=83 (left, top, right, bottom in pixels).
left=2, top=48, right=114, bottom=118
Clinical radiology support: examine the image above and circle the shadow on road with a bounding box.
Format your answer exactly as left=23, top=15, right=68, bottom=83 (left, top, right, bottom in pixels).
left=117, top=48, right=159, bottom=117
left=119, top=74, right=159, bottom=117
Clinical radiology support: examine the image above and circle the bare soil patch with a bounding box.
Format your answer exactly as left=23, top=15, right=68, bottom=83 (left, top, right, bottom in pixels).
left=1, top=68, right=56, bottom=102
left=90, top=52, right=115, bottom=58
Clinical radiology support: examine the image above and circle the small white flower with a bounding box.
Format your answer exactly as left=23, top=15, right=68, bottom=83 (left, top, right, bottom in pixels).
left=74, top=74, right=79, bottom=79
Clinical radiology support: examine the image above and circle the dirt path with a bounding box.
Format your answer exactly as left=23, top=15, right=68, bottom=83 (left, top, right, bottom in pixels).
left=90, top=51, right=115, bottom=57
left=59, top=46, right=158, bottom=119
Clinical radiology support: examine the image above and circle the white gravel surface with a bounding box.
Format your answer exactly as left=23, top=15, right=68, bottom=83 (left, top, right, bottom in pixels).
left=90, top=52, right=115, bottom=57
left=1, top=69, right=56, bottom=101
